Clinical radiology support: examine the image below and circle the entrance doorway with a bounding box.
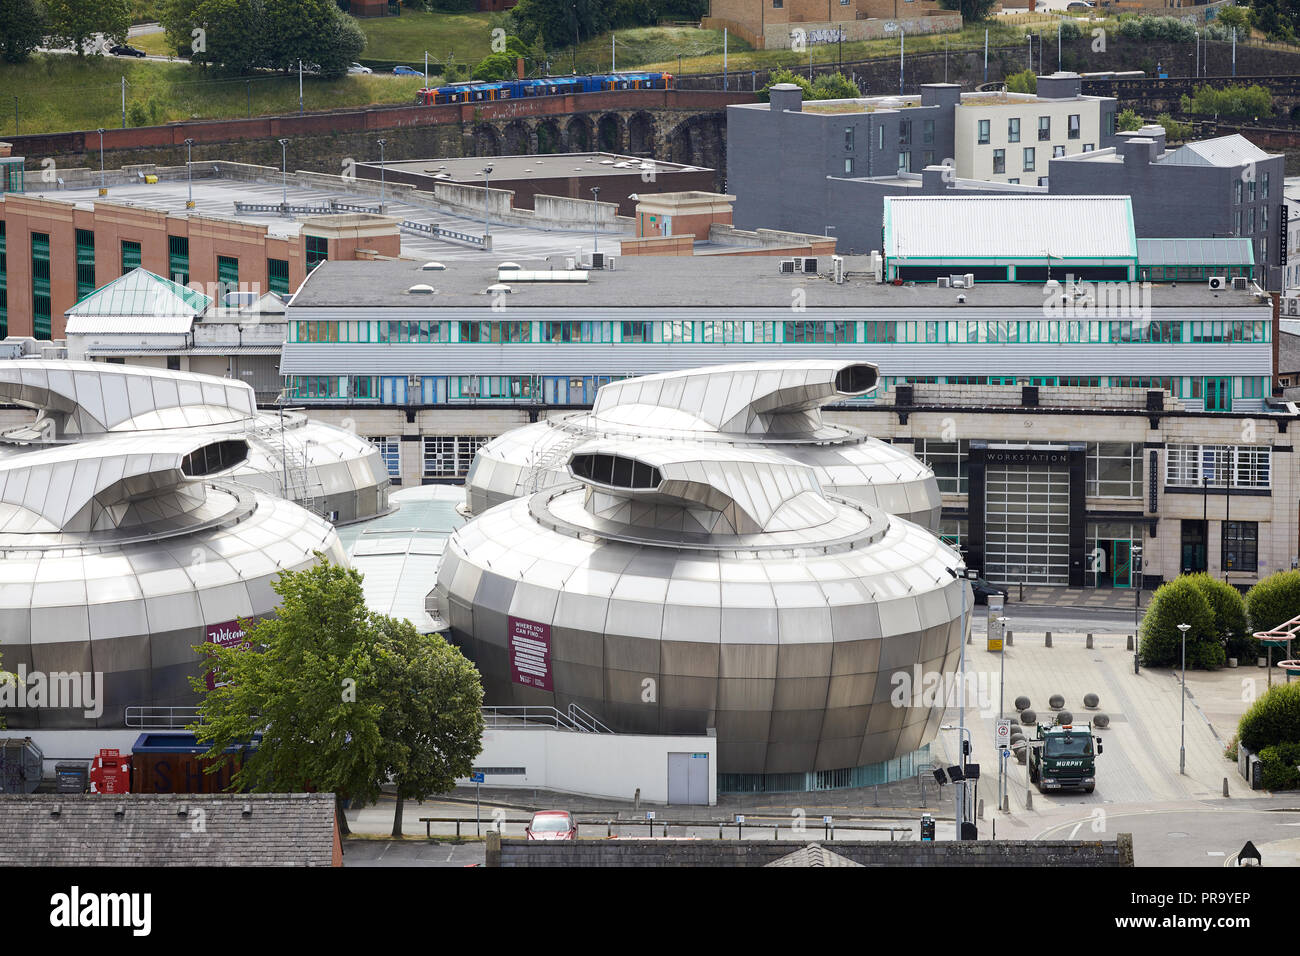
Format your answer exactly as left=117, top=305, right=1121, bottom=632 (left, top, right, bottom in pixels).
left=1086, top=521, right=1141, bottom=588
left=1181, top=519, right=1208, bottom=573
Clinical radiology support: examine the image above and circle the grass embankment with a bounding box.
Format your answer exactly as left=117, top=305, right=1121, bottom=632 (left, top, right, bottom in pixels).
left=0, top=54, right=426, bottom=135
left=356, top=9, right=503, bottom=67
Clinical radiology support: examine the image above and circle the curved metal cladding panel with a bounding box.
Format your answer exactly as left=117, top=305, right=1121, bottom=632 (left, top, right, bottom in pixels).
left=0, top=493, right=345, bottom=730
left=467, top=417, right=942, bottom=531
left=434, top=453, right=967, bottom=776
left=0, top=361, right=390, bottom=524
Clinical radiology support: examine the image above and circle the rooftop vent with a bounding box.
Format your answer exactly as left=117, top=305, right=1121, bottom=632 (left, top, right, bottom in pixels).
left=498, top=262, right=522, bottom=271
left=421, top=261, right=446, bottom=271
left=407, top=284, right=436, bottom=294
left=571, top=452, right=662, bottom=489
left=486, top=283, right=512, bottom=294
left=834, top=364, right=876, bottom=395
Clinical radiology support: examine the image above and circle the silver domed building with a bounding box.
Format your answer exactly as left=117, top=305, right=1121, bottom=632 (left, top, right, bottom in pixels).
left=431, top=438, right=968, bottom=786
left=0, top=362, right=355, bottom=729
left=0, top=361, right=390, bottom=523
left=464, top=360, right=942, bottom=531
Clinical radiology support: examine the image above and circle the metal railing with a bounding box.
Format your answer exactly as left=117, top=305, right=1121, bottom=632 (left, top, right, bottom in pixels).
left=400, top=219, right=486, bottom=247
left=416, top=814, right=914, bottom=840
left=480, top=704, right=614, bottom=734
left=125, top=706, right=204, bottom=729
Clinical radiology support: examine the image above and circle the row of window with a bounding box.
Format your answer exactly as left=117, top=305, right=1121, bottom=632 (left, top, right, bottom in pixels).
left=1234, top=174, right=1271, bottom=204
left=977, top=114, right=1081, bottom=145
left=884, top=374, right=1267, bottom=409
left=289, top=318, right=1273, bottom=346
left=913, top=441, right=1270, bottom=497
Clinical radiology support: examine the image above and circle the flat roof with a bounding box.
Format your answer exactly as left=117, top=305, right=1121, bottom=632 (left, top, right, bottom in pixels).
left=1137, top=237, right=1256, bottom=267
left=367, top=152, right=709, bottom=181
left=884, top=195, right=1136, bottom=260
left=290, top=253, right=1263, bottom=310
left=20, top=172, right=625, bottom=263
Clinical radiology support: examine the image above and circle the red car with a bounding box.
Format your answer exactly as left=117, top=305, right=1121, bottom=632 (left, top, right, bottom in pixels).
left=525, top=810, right=577, bottom=840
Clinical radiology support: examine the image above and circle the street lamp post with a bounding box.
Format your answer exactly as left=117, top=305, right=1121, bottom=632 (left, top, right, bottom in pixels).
left=940, top=723, right=972, bottom=838
left=1177, top=622, right=1190, bottom=775
left=97, top=128, right=106, bottom=195
left=1132, top=544, right=1143, bottom=675
left=377, top=138, right=387, bottom=211
left=184, top=137, right=195, bottom=209
left=996, top=614, right=1009, bottom=812
left=590, top=186, right=600, bottom=256
left=946, top=564, right=979, bottom=835
left=278, top=138, right=289, bottom=208
left=482, top=164, right=493, bottom=238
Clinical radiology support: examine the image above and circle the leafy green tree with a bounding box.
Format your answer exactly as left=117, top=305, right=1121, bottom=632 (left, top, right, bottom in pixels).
left=938, top=0, right=998, bottom=23
left=1116, top=108, right=1142, bottom=132
left=191, top=0, right=267, bottom=72
left=1181, top=83, right=1273, bottom=119
left=472, top=50, right=518, bottom=81
left=373, top=619, right=483, bottom=838
left=1153, top=112, right=1192, bottom=143
left=1246, top=569, right=1300, bottom=634
left=1005, top=68, right=1036, bottom=94
left=194, top=558, right=391, bottom=832
left=1216, top=5, right=1250, bottom=33
left=1184, top=572, right=1249, bottom=659
left=260, top=0, right=362, bottom=76
left=1237, top=682, right=1300, bottom=752
left=509, top=0, right=609, bottom=53
left=312, top=0, right=365, bottom=76
left=758, top=67, right=812, bottom=103
left=0, top=0, right=45, bottom=63
left=1139, top=576, right=1223, bottom=669
left=811, top=71, right=860, bottom=100
left=46, top=0, right=132, bottom=56
left=160, top=0, right=201, bottom=57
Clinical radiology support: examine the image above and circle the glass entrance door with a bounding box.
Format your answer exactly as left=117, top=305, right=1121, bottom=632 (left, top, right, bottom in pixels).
left=1111, top=539, right=1132, bottom=588
left=1181, top=519, right=1208, bottom=573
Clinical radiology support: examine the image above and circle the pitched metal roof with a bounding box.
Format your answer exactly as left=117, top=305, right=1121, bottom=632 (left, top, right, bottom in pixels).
left=883, top=196, right=1136, bottom=260
left=1137, top=237, right=1256, bottom=267
left=1158, top=134, right=1271, bottom=168
left=65, top=268, right=211, bottom=334
left=0, top=793, right=338, bottom=866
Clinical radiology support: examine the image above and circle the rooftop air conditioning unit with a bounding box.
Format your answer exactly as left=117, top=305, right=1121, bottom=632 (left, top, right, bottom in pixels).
left=779, top=259, right=797, bottom=274
left=870, top=252, right=883, bottom=283
left=832, top=255, right=844, bottom=284
left=1208, top=276, right=1226, bottom=291
left=965, top=273, right=975, bottom=288
left=605, top=256, right=617, bottom=271
left=1231, top=276, right=1248, bottom=291
left=950, top=276, right=965, bottom=289
left=565, top=257, right=576, bottom=270
left=591, top=252, right=605, bottom=270
left=800, top=257, right=818, bottom=274
left=937, top=276, right=951, bottom=288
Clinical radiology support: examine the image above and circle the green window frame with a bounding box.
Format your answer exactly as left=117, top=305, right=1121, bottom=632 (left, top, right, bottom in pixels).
left=305, top=235, right=328, bottom=272
left=75, top=229, right=95, bottom=301
left=168, top=235, right=189, bottom=286
left=120, top=240, right=141, bottom=275
left=32, top=232, right=51, bottom=339
left=217, top=255, right=239, bottom=298
left=267, top=258, right=290, bottom=295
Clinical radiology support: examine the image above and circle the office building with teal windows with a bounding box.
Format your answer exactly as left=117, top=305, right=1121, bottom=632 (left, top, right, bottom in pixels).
left=279, top=205, right=1294, bottom=589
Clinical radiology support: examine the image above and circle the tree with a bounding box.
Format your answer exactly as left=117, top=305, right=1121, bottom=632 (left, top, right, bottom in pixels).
left=160, top=0, right=202, bottom=57
left=191, top=0, right=267, bottom=72
left=472, top=50, right=519, bottom=81
left=373, top=619, right=483, bottom=838
left=1139, top=576, right=1223, bottom=669
left=1153, top=112, right=1193, bottom=143
left=1116, top=108, right=1142, bottom=132
left=260, top=0, right=363, bottom=76
left=46, top=0, right=131, bottom=56
left=1183, top=572, right=1249, bottom=659
left=811, top=72, right=861, bottom=100
left=0, top=0, right=45, bottom=63
left=509, top=0, right=610, bottom=54
left=1005, top=68, right=1036, bottom=94
left=937, top=0, right=998, bottom=24
left=758, top=67, right=812, bottom=103
left=311, top=0, right=365, bottom=76
left=1237, top=682, right=1300, bottom=752
left=193, top=557, right=484, bottom=837
left=1216, top=5, right=1250, bottom=34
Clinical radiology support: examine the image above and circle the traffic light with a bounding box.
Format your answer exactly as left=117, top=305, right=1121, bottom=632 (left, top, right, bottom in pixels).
left=920, top=814, right=935, bottom=842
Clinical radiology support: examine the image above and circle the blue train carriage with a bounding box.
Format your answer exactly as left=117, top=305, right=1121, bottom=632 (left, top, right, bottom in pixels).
left=415, top=72, right=672, bottom=106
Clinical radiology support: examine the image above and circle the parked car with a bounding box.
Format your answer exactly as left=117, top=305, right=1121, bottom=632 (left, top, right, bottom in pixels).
left=393, top=65, right=422, bottom=76
left=525, top=810, right=577, bottom=840
left=348, top=62, right=372, bottom=74
left=110, top=44, right=146, bottom=57
left=971, top=577, right=1009, bottom=606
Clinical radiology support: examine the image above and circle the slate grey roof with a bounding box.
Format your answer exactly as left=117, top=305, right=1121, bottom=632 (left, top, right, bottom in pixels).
left=765, top=843, right=864, bottom=867
left=1137, top=237, right=1256, bottom=267
left=0, top=793, right=339, bottom=867
left=1158, top=134, right=1273, bottom=168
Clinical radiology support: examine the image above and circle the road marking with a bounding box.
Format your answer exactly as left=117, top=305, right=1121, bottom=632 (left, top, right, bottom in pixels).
left=1207, top=851, right=1225, bottom=856
left=1068, top=821, right=1083, bottom=839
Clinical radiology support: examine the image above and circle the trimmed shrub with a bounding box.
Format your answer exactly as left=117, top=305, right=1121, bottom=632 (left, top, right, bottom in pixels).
left=1246, top=570, right=1300, bottom=635
left=1258, top=742, right=1300, bottom=791
left=758, top=67, right=812, bottom=103
left=1237, top=682, right=1300, bottom=753
left=1184, top=573, right=1248, bottom=660
left=810, top=72, right=861, bottom=101
left=1140, top=576, right=1219, bottom=668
